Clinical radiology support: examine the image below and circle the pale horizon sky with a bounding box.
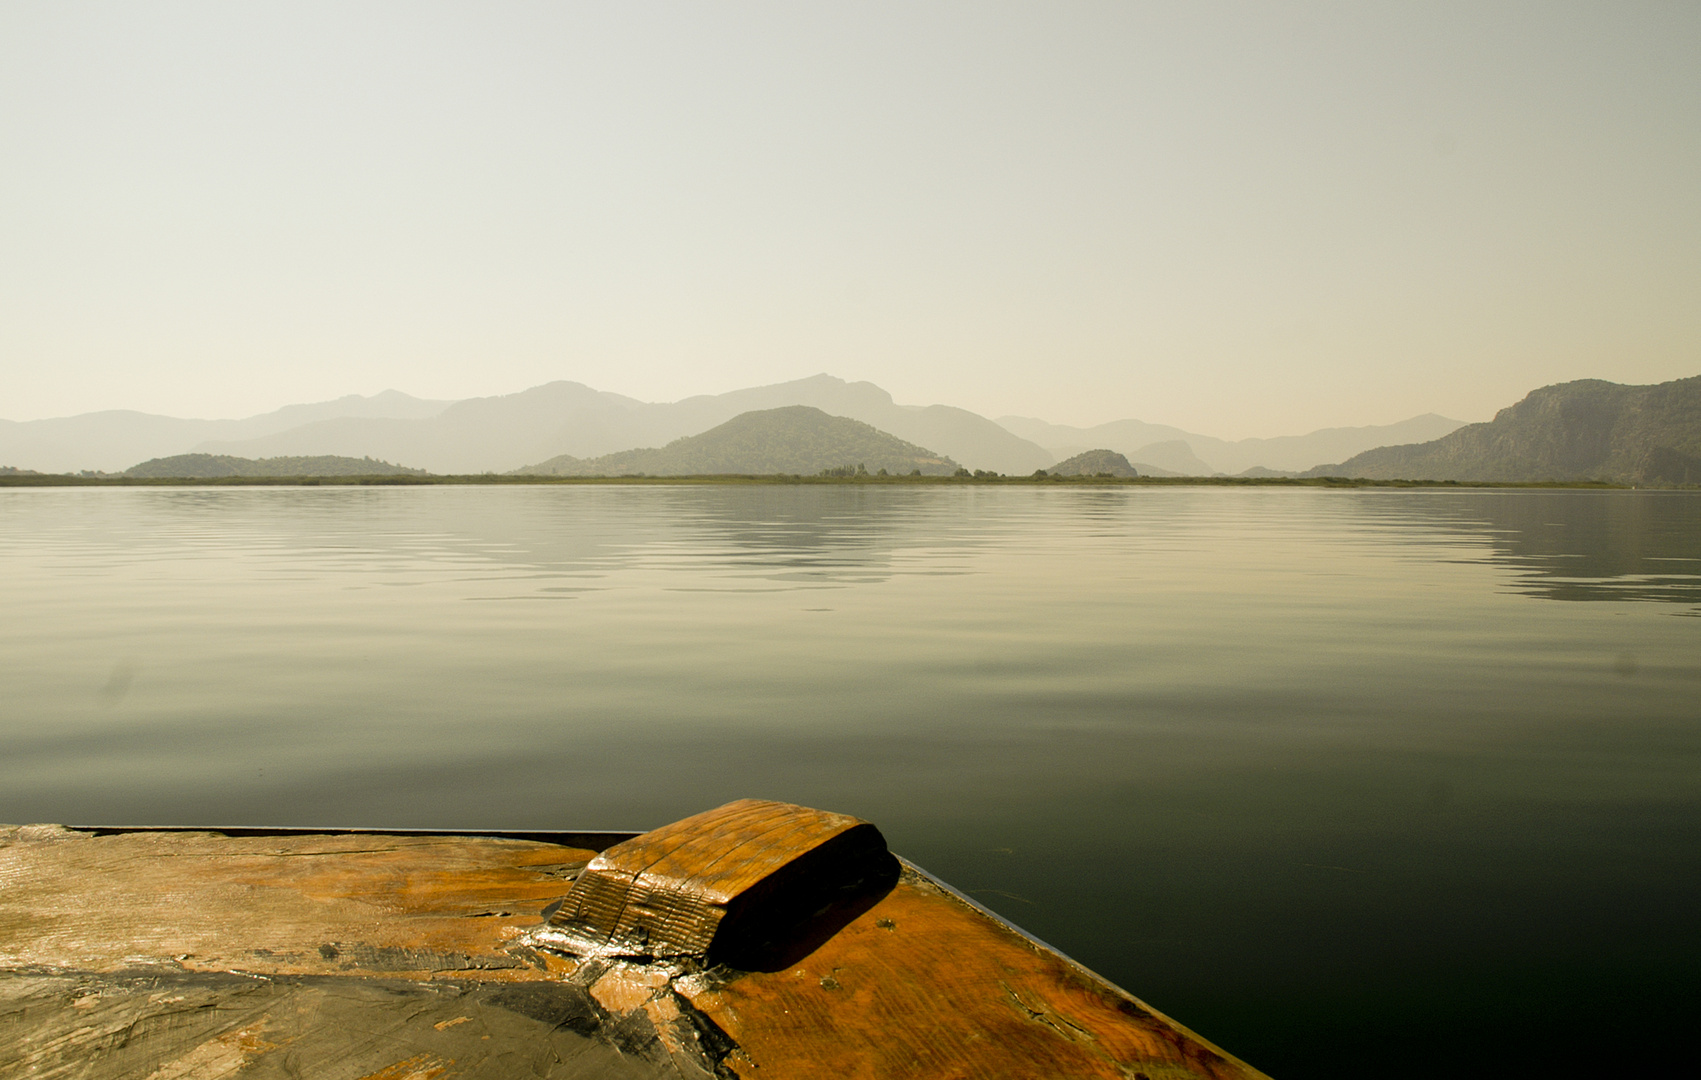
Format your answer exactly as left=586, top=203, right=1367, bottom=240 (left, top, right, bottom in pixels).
left=2, top=2, right=1697, bottom=439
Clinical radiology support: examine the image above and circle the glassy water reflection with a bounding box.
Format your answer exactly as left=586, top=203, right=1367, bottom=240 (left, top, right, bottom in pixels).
left=1, top=486, right=1697, bottom=1078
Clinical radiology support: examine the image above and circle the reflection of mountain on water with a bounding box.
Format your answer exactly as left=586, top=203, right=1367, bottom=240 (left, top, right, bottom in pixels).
left=629, top=487, right=985, bottom=586
left=1374, top=491, right=1701, bottom=612
left=90, top=486, right=1701, bottom=607
left=131, top=486, right=989, bottom=589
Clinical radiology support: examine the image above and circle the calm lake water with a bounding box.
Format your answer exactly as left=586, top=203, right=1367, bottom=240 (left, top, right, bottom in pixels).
left=3, top=485, right=1697, bottom=1077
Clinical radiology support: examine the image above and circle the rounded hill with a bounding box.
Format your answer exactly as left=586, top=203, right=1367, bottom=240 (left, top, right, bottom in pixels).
left=515, top=406, right=960, bottom=476
left=1047, top=449, right=1139, bottom=477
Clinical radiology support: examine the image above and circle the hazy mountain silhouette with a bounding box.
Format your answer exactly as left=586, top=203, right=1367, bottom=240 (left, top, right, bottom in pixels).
left=515, top=406, right=959, bottom=476
left=999, top=412, right=1466, bottom=474
left=6, top=373, right=1478, bottom=477
left=125, top=454, right=429, bottom=478
left=616, top=375, right=1045, bottom=473
left=1309, top=376, right=1701, bottom=484
left=0, top=391, right=452, bottom=473
left=196, top=375, right=1049, bottom=475
left=1127, top=440, right=1220, bottom=476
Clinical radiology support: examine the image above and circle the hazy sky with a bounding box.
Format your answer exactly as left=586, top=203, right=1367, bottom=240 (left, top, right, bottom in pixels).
left=2, top=2, right=1697, bottom=438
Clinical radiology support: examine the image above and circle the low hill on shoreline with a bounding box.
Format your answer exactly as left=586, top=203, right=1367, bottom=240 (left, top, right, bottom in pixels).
left=1309, top=376, right=1701, bottom=484
left=514, top=406, right=959, bottom=476
left=1047, top=449, right=1139, bottom=477
left=125, top=454, right=429, bottom=478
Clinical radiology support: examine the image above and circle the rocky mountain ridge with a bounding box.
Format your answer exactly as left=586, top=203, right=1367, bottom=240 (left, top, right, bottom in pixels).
left=1310, top=376, right=1701, bottom=484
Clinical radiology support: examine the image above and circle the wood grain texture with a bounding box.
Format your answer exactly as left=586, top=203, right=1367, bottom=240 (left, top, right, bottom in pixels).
left=0, top=970, right=667, bottom=1080
left=0, top=825, right=711, bottom=1078
left=0, top=824, right=592, bottom=979
left=1, top=819, right=1269, bottom=1079
left=682, top=866, right=1269, bottom=1080
left=548, top=799, right=890, bottom=961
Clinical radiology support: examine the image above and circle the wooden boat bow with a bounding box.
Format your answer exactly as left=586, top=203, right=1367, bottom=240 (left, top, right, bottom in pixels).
left=0, top=802, right=1268, bottom=1079
left=536, top=799, right=897, bottom=965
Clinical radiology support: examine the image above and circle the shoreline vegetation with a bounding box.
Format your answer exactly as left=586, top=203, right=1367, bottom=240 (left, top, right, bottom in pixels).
left=0, top=472, right=1648, bottom=489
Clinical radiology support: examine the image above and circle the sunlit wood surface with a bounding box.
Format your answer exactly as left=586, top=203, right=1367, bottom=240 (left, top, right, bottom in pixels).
left=549, top=798, right=888, bottom=960
left=1, top=821, right=1268, bottom=1079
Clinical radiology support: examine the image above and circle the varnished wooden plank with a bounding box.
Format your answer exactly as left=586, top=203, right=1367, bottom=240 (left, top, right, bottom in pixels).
left=0, top=824, right=713, bottom=1077
left=682, top=865, right=1266, bottom=1080
left=0, top=970, right=677, bottom=1080
left=2, top=810, right=1270, bottom=1079
left=545, top=799, right=893, bottom=961
left=0, top=824, right=591, bottom=979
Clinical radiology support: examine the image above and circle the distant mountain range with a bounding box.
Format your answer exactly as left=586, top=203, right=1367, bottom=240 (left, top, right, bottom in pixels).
left=1310, top=376, right=1701, bottom=484
left=997, top=412, right=1467, bottom=475
left=184, top=375, right=1046, bottom=476
left=18, top=371, right=1690, bottom=483
left=0, top=391, right=452, bottom=474
left=515, top=406, right=960, bottom=477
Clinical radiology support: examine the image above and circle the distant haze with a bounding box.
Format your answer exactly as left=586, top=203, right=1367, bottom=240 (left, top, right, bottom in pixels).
left=2, top=3, right=1697, bottom=437
left=0, top=374, right=1471, bottom=475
